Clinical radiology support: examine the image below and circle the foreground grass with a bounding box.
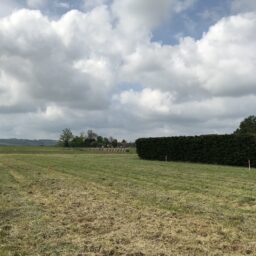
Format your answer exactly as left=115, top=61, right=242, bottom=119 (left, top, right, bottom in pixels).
left=0, top=151, right=256, bottom=255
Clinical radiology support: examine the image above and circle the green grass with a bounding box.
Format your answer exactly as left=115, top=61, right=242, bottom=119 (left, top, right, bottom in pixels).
left=0, top=147, right=256, bottom=255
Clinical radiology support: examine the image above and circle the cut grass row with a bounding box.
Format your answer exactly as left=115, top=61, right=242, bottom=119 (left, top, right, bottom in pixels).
left=0, top=151, right=256, bottom=255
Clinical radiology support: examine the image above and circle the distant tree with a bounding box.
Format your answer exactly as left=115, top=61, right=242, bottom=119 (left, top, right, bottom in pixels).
left=87, top=130, right=98, bottom=140
left=90, top=140, right=98, bottom=148
left=59, top=128, right=73, bottom=147
left=80, top=132, right=86, bottom=141
left=121, top=139, right=127, bottom=147
left=112, top=139, right=118, bottom=148
left=97, top=136, right=104, bottom=147
left=84, top=138, right=95, bottom=147
left=109, top=136, right=114, bottom=142
left=83, top=130, right=97, bottom=147
left=234, top=115, right=256, bottom=136
left=70, top=136, right=84, bottom=147
left=59, top=128, right=123, bottom=148
left=103, top=137, right=109, bottom=147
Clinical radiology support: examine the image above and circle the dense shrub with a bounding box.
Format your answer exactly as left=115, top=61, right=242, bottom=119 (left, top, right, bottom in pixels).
left=136, top=135, right=256, bottom=167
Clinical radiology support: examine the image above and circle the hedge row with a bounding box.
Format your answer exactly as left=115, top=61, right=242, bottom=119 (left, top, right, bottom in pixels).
left=136, top=135, right=256, bottom=167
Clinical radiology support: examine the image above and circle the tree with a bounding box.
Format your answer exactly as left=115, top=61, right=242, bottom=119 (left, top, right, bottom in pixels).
left=83, top=130, right=98, bottom=147
left=97, top=136, right=104, bottom=147
left=121, top=139, right=127, bottom=148
left=84, top=137, right=95, bottom=147
left=103, top=137, right=109, bottom=147
left=112, top=139, right=118, bottom=148
left=87, top=130, right=98, bottom=140
left=59, top=128, right=73, bottom=147
left=234, top=115, right=256, bottom=136
left=58, top=128, right=123, bottom=148
left=108, top=136, right=114, bottom=143
left=70, top=136, right=84, bottom=147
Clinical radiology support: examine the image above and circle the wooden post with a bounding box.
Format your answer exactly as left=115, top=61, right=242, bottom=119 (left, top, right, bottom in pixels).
left=248, top=160, right=251, bottom=171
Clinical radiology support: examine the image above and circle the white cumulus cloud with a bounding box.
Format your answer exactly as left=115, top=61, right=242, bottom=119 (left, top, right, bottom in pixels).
left=0, top=1, right=256, bottom=139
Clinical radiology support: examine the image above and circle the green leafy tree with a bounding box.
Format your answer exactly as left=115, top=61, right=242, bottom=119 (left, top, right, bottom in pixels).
left=83, top=130, right=97, bottom=147
left=70, top=136, right=84, bottom=147
left=112, top=139, right=118, bottom=148
left=59, top=128, right=122, bottom=148
left=97, top=136, right=104, bottom=147
left=103, top=137, right=109, bottom=147
left=59, top=128, right=73, bottom=147
left=234, top=115, right=256, bottom=136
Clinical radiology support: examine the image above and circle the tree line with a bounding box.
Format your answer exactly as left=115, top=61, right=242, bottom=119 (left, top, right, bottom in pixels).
left=59, top=128, right=131, bottom=148
left=58, top=115, right=256, bottom=148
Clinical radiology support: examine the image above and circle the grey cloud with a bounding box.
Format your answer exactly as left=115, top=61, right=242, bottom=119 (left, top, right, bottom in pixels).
left=231, top=0, right=256, bottom=14
left=111, top=0, right=197, bottom=34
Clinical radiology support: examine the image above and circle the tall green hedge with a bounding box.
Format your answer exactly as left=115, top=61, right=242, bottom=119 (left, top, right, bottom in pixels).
left=136, top=135, right=256, bottom=167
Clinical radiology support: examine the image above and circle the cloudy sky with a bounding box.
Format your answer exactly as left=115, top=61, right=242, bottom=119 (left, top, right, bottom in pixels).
left=0, top=0, right=256, bottom=140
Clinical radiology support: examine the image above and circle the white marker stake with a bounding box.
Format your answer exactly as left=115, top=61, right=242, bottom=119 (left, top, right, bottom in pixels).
left=248, top=160, right=251, bottom=171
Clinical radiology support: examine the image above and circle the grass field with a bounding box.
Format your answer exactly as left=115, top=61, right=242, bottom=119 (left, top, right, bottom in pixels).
left=0, top=146, right=135, bottom=154
left=0, top=147, right=256, bottom=255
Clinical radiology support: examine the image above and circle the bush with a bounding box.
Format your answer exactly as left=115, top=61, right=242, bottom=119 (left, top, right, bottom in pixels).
left=136, top=135, right=256, bottom=167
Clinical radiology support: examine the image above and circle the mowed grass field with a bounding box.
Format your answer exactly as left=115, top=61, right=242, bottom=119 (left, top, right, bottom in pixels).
left=0, top=147, right=256, bottom=255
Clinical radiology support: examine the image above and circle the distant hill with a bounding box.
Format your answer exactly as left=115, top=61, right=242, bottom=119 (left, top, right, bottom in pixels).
left=0, top=139, right=57, bottom=146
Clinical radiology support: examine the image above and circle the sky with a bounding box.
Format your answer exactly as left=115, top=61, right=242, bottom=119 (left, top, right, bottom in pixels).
left=0, top=0, right=256, bottom=140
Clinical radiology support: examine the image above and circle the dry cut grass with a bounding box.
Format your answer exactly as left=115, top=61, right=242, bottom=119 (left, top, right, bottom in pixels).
left=0, top=152, right=256, bottom=255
